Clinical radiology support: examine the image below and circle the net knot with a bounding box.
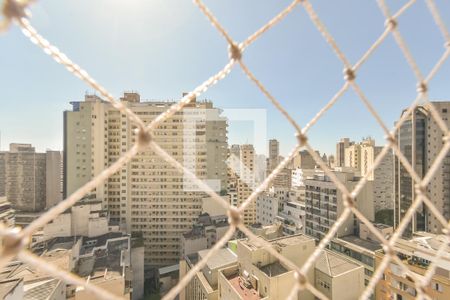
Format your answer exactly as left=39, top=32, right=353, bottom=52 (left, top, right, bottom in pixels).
left=228, top=43, right=242, bottom=60
left=385, top=133, right=397, bottom=146
left=385, top=18, right=398, bottom=31
left=442, top=133, right=450, bottom=143
left=296, top=132, right=308, bottom=147
left=1, top=227, right=27, bottom=256
left=136, top=127, right=152, bottom=150
left=343, top=194, right=355, bottom=208
left=227, top=206, right=242, bottom=226
left=383, top=244, right=395, bottom=257
left=2, top=0, right=29, bottom=20
left=294, top=271, right=308, bottom=288
left=414, top=183, right=426, bottom=195
left=343, top=67, right=356, bottom=81
left=416, top=81, right=428, bottom=94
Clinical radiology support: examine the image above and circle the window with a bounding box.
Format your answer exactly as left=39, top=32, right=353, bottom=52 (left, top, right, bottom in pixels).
left=433, top=282, right=443, bottom=292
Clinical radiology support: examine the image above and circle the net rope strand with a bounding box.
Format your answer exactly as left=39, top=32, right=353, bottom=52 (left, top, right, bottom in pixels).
left=1, top=0, right=450, bottom=299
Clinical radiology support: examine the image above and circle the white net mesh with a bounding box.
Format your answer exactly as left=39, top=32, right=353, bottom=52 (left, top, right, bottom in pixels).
left=1, top=0, right=450, bottom=299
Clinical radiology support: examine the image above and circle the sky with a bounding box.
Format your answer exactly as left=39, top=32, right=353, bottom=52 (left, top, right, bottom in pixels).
left=1, top=0, right=449, bottom=156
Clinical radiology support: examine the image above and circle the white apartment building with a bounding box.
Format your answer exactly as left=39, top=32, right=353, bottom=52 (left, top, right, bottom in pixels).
left=345, top=138, right=394, bottom=212
left=291, top=168, right=315, bottom=188
left=305, top=170, right=374, bottom=240
left=64, top=92, right=227, bottom=267
left=256, top=193, right=279, bottom=226
left=256, top=187, right=292, bottom=226
left=276, top=201, right=306, bottom=235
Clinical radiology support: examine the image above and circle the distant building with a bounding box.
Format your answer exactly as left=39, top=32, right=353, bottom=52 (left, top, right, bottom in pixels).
left=375, top=231, right=450, bottom=300
left=256, top=187, right=291, bottom=226
left=395, top=102, right=450, bottom=236
left=344, top=138, right=394, bottom=212
left=179, top=231, right=365, bottom=300
left=227, top=144, right=256, bottom=225
left=276, top=201, right=305, bottom=235
left=218, top=234, right=316, bottom=300
left=64, top=92, right=227, bottom=267
left=42, top=198, right=117, bottom=240
left=0, top=143, right=62, bottom=212
left=292, top=150, right=316, bottom=169
left=336, top=138, right=353, bottom=167
left=315, top=250, right=365, bottom=300
left=305, top=170, right=374, bottom=240
left=326, top=223, right=391, bottom=297
left=181, top=213, right=229, bottom=257
left=291, top=168, right=315, bottom=188
left=25, top=231, right=144, bottom=300
left=179, top=248, right=237, bottom=300
left=254, top=154, right=267, bottom=185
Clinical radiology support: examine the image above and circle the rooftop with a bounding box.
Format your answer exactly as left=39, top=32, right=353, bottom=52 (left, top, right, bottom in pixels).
left=198, top=248, right=237, bottom=271
left=315, top=250, right=362, bottom=277
left=268, top=233, right=315, bottom=246
left=227, top=273, right=260, bottom=300
left=260, top=262, right=288, bottom=277
left=338, top=235, right=382, bottom=252
left=24, top=278, right=60, bottom=300
left=0, top=278, right=22, bottom=298
left=80, top=231, right=127, bottom=255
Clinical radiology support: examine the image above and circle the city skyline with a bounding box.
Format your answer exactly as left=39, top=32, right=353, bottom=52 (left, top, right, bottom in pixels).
left=1, top=1, right=450, bottom=299
left=1, top=0, right=450, bottom=155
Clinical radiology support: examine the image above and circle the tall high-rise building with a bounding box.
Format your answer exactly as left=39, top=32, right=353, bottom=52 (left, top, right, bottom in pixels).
left=395, top=102, right=450, bottom=236
left=336, top=138, right=353, bottom=167
left=239, top=144, right=255, bottom=187
left=0, top=144, right=62, bottom=212
left=266, top=139, right=292, bottom=189
left=292, top=150, right=316, bottom=169
left=226, top=144, right=257, bottom=225
left=268, top=139, right=279, bottom=160
left=343, top=138, right=394, bottom=213
left=266, top=139, right=281, bottom=174
left=64, top=92, right=228, bottom=266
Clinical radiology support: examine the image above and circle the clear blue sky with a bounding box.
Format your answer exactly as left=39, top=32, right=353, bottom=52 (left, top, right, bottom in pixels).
left=1, top=0, right=449, bottom=156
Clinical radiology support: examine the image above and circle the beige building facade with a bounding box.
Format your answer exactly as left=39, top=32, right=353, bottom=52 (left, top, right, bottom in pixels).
left=64, top=92, right=227, bottom=266
left=375, top=232, right=450, bottom=300
left=305, top=170, right=374, bottom=240
left=0, top=144, right=62, bottom=212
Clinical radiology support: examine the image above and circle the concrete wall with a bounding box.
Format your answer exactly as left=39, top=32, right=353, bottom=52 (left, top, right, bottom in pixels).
left=202, top=196, right=228, bottom=216
left=75, top=276, right=124, bottom=300
left=46, top=150, right=63, bottom=209
left=182, top=236, right=208, bottom=257
left=88, top=217, right=108, bottom=237
left=131, top=246, right=144, bottom=300
left=48, top=280, right=66, bottom=300
left=43, top=213, right=71, bottom=239
left=332, top=265, right=365, bottom=300
left=4, top=280, right=23, bottom=300
left=71, top=202, right=102, bottom=236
